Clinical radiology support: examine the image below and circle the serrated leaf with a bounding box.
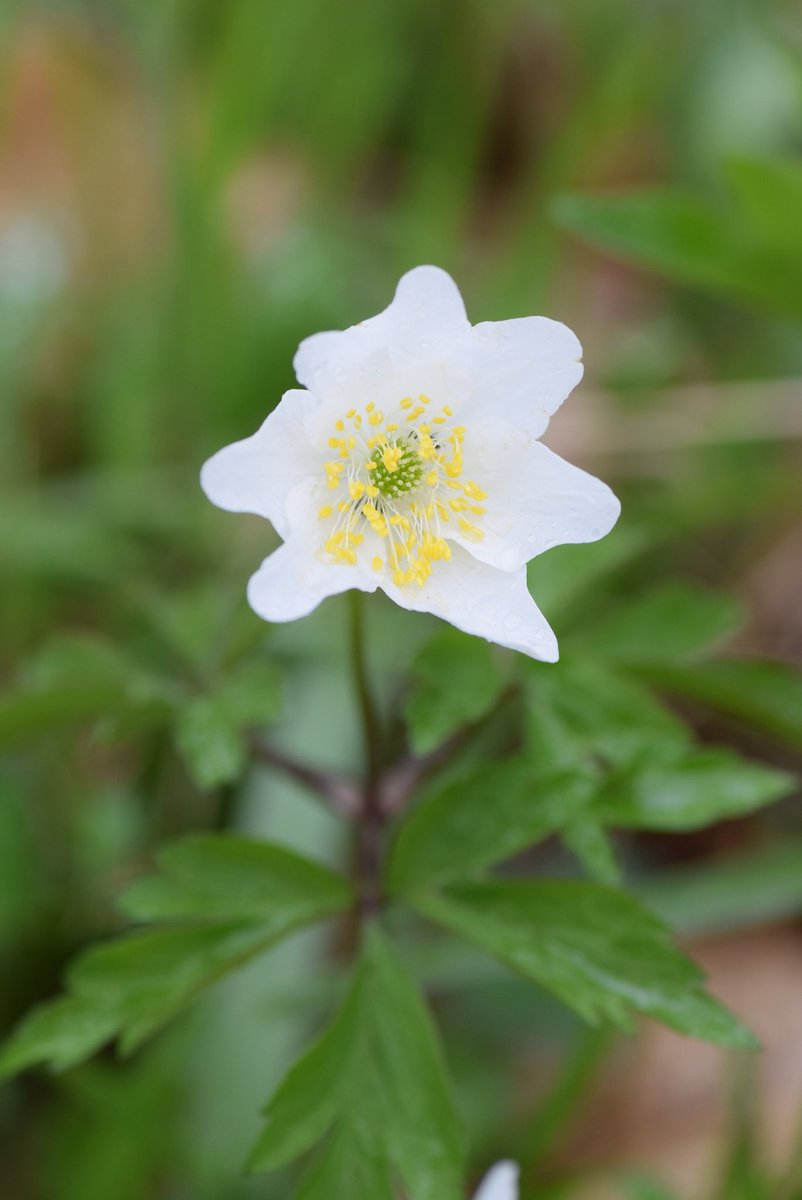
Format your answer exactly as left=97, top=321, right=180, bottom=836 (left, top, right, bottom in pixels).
left=294, top=1122, right=394, bottom=1200
left=0, top=997, right=118, bottom=1078
left=175, top=697, right=246, bottom=790
left=119, top=834, right=352, bottom=923
left=596, top=749, right=793, bottom=831
left=583, top=582, right=742, bottom=664
left=248, top=971, right=364, bottom=1173
left=250, top=926, right=465, bottom=1199
left=2, top=837, right=353, bottom=1076
left=387, top=760, right=592, bottom=894
left=525, top=659, right=689, bottom=773
left=632, top=659, right=802, bottom=751
left=175, top=661, right=281, bottom=790
left=414, top=881, right=756, bottom=1048
left=404, top=629, right=506, bottom=754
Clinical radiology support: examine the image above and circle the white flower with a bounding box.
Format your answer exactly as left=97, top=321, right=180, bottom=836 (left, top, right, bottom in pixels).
left=201, top=266, right=619, bottom=660
left=473, top=1160, right=519, bottom=1200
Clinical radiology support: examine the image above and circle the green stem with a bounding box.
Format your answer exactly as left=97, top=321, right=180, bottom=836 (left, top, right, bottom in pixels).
left=347, top=591, right=385, bottom=916
left=348, top=591, right=383, bottom=795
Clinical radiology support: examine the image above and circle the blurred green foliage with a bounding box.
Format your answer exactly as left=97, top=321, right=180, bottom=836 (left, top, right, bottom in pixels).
left=1, top=0, right=802, bottom=1196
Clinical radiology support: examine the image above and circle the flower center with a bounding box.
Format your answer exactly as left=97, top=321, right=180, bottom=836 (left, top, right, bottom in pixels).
left=317, top=394, right=487, bottom=587
left=370, top=439, right=423, bottom=498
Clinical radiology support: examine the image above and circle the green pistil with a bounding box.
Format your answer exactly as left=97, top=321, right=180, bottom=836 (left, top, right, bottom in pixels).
left=371, top=441, right=424, bottom=498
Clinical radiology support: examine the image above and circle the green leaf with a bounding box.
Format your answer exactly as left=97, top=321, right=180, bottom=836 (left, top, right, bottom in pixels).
left=525, top=659, right=689, bottom=773
left=725, top=156, right=802, bottom=252
left=0, top=997, right=119, bottom=1077
left=553, top=188, right=802, bottom=317
left=0, top=635, right=174, bottom=749
left=561, top=820, right=621, bottom=885
left=248, top=973, right=364, bottom=1173
left=387, top=760, right=591, bottom=894
left=250, top=926, right=465, bottom=1199
left=403, top=628, right=506, bottom=754
left=175, top=661, right=282, bottom=789
left=634, top=659, right=802, bottom=751
left=119, top=834, right=352, bottom=923
left=583, top=583, right=742, bottom=665
left=363, top=926, right=465, bottom=1200
left=1, top=837, right=353, bottom=1076
left=294, top=1122, right=394, bottom=1200
left=639, top=837, right=802, bottom=937
left=414, top=881, right=756, bottom=1048
left=596, top=749, right=793, bottom=832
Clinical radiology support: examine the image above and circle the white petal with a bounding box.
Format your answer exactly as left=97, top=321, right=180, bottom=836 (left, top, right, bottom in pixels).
left=473, top=1161, right=520, bottom=1200
left=247, top=537, right=379, bottom=624
left=293, top=266, right=469, bottom=406
left=382, top=547, right=558, bottom=661
left=452, top=423, right=620, bottom=572
left=200, top=390, right=321, bottom=540
left=461, top=317, right=583, bottom=437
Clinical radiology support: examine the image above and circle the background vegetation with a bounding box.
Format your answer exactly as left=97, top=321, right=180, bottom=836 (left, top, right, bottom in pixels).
left=1, top=0, right=802, bottom=1197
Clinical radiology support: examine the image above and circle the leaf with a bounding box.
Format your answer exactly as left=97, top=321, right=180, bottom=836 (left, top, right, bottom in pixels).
left=248, top=971, right=364, bottom=1173
left=1, top=836, right=353, bottom=1076
left=634, top=659, right=802, bottom=751
left=414, top=881, right=756, bottom=1048
left=525, top=659, right=689, bottom=774
left=0, top=635, right=174, bottom=749
left=250, top=926, right=465, bottom=1199
left=725, top=156, right=802, bottom=252
left=0, top=997, right=119, bottom=1077
left=583, top=582, right=742, bottom=665
left=553, top=188, right=802, bottom=318
left=119, top=834, right=352, bottom=923
left=403, top=628, right=506, bottom=754
left=639, top=837, right=802, bottom=937
left=387, top=760, right=592, bottom=894
left=561, top=820, right=621, bottom=885
left=363, top=926, right=465, bottom=1200
left=175, top=661, right=282, bottom=789
left=595, top=749, right=793, bottom=832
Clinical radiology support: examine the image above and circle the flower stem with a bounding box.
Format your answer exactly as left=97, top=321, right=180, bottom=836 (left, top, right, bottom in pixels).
left=347, top=591, right=385, bottom=916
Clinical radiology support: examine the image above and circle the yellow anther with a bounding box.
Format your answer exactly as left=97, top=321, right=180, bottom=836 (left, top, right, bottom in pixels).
left=418, top=394, right=430, bottom=404
left=443, top=405, right=453, bottom=416
left=400, top=397, right=413, bottom=409
left=464, top=481, right=487, bottom=500
left=433, top=415, right=446, bottom=424
left=366, top=461, right=377, bottom=470
left=426, top=472, right=438, bottom=486
left=349, top=481, right=365, bottom=500
left=346, top=408, right=356, bottom=418
left=354, top=415, right=362, bottom=428
left=387, top=423, right=398, bottom=431
left=458, top=518, right=484, bottom=540
left=318, top=505, right=333, bottom=518
left=335, top=419, right=345, bottom=431
left=366, top=484, right=379, bottom=497
left=371, top=556, right=383, bottom=572
left=381, top=445, right=402, bottom=473
left=368, top=410, right=384, bottom=426
left=366, top=401, right=375, bottom=413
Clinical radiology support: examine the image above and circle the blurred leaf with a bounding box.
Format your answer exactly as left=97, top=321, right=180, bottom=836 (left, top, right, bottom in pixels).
left=0, top=634, right=174, bottom=748
left=635, top=659, right=802, bottom=750
left=387, top=761, right=591, bottom=894
left=582, top=582, right=742, bottom=664
left=119, top=834, right=352, bottom=923
left=561, top=820, right=621, bottom=885
left=725, top=156, right=802, bottom=252
left=415, top=881, right=756, bottom=1047
left=404, top=628, right=507, bottom=754
left=554, top=185, right=802, bottom=318
left=596, top=748, right=794, bottom=831
left=525, top=659, right=689, bottom=774
left=174, top=659, right=281, bottom=789
left=1, top=837, right=352, bottom=1075
left=621, top=1177, right=678, bottom=1200
left=639, top=838, right=802, bottom=937
left=251, top=925, right=465, bottom=1199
